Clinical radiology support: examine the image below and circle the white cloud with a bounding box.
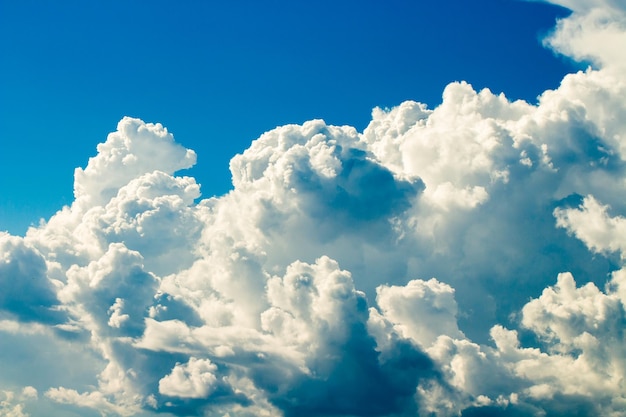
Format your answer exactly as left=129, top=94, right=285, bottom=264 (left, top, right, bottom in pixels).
left=45, top=387, right=139, bottom=417
left=547, top=7, right=626, bottom=72
left=158, top=357, right=219, bottom=399
left=555, top=195, right=626, bottom=257
left=374, top=278, right=464, bottom=347
left=490, top=269, right=626, bottom=415
left=20, top=387, right=37, bottom=401
left=543, top=0, right=626, bottom=14
left=0, top=388, right=38, bottom=417
left=0, top=233, right=64, bottom=324
left=1, top=0, right=626, bottom=416
left=74, top=117, right=197, bottom=208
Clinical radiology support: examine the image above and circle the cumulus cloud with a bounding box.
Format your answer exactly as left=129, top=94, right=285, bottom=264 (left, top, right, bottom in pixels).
left=0, top=233, right=64, bottom=324
left=555, top=195, right=626, bottom=257
left=158, top=358, right=219, bottom=399
left=374, top=278, right=464, bottom=347
left=0, top=387, right=38, bottom=417
left=2, top=0, right=626, bottom=416
left=547, top=8, right=626, bottom=72
left=74, top=117, right=197, bottom=207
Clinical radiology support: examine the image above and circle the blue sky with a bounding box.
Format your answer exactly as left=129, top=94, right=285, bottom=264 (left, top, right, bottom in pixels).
left=0, top=0, right=574, bottom=235
left=3, top=1, right=626, bottom=416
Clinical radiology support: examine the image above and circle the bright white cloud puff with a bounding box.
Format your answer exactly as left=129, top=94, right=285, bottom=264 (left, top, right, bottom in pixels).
left=2, top=1, right=626, bottom=416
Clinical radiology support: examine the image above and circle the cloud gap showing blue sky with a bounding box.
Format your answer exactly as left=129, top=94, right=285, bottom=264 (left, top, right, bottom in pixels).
left=1, top=0, right=626, bottom=416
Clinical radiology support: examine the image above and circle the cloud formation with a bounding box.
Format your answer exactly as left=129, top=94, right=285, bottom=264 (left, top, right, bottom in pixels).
left=1, top=1, right=626, bottom=416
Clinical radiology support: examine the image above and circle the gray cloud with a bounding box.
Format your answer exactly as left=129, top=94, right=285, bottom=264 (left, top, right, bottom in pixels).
left=0, top=234, right=64, bottom=324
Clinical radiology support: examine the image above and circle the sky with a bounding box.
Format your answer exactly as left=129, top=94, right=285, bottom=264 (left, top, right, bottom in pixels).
left=0, top=0, right=576, bottom=235
left=1, top=0, right=626, bottom=417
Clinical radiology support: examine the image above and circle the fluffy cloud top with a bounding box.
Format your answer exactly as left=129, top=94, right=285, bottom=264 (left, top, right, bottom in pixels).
left=2, top=1, right=626, bottom=416
left=74, top=117, right=197, bottom=207
left=159, top=358, right=219, bottom=399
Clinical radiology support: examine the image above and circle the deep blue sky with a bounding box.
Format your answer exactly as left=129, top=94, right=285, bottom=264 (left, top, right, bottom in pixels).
left=0, top=0, right=573, bottom=235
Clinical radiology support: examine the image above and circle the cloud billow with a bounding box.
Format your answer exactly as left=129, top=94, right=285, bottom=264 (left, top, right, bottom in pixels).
left=2, top=1, right=626, bottom=416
